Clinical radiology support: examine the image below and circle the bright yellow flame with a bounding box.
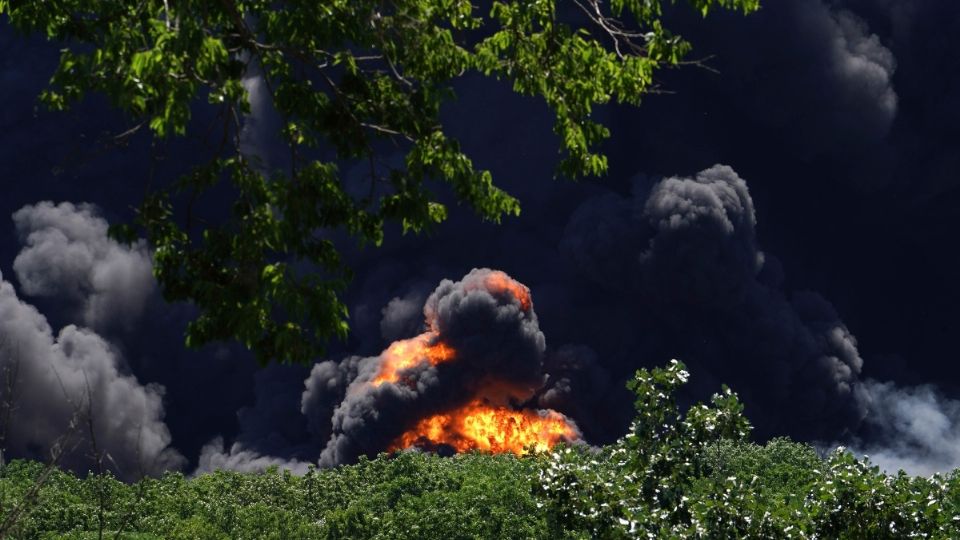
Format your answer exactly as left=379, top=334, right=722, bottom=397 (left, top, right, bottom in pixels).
left=390, top=399, right=578, bottom=455
left=371, top=333, right=455, bottom=386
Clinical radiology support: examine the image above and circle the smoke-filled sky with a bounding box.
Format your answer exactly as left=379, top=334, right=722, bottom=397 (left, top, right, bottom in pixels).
left=2, top=0, right=960, bottom=478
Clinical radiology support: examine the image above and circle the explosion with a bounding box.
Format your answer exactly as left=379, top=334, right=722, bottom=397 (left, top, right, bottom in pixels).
left=312, top=268, right=580, bottom=466
left=377, top=270, right=577, bottom=454
left=390, top=399, right=578, bottom=455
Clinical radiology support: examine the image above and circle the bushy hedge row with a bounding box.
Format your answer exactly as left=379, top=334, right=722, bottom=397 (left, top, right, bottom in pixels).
left=0, top=452, right=543, bottom=539
left=0, top=362, right=957, bottom=539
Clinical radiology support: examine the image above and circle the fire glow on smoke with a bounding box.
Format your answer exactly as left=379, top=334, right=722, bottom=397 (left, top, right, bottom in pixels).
left=371, top=334, right=455, bottom=386
left=370, top=270, right=579, bottom=455
left=482, top=271, right=532, bottom=312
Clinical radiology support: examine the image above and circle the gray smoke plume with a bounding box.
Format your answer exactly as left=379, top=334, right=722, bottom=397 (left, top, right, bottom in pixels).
left=12, top=202, right=155, bottom=333
left=195, top=437, right=311, bottom=476
left=301, top=356, right=364, bottom=447
left=238, top=59, right=285, bottom=174
left=380, top=288, right=430, bottom=343
left=0, top=271, right=183, bottom=479
left=841, top=380, right=960, bottom=476
left=821, top=7, right=898, bottom=147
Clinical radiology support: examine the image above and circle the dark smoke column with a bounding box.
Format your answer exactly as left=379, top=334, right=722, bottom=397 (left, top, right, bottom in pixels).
left=559, top=164, right=867, bottom=441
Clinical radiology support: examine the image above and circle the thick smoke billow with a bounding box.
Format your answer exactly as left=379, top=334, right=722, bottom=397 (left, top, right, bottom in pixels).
left=380, top=288, right=430, bottom=343
left=5, top=201, right=261, bottom=474
left=12, top=202, right=155, bottom=333
left=0, top=271, right=183, bottom=479
left=822, top=7, right=898, bottom=146
left=556, top=165, right=866, bottom=440
left=423, top=270, right=544, bottom=385
left=303, top=268, right=572, bottom=467
left=771, top=1, right=899, bottom=154
left=301, top=356, right=363, bottom=447
left=551, top=163, right=960, bottom=474
left=842, top=380, right=960, bottom=476
left=202, top=178, right=958, bottom=474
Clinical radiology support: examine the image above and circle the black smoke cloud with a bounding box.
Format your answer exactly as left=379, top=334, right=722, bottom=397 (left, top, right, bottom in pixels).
left=380, top=287, right=431, bottom=344
left=601, top=0, right=960, bottom=391
left=222, top=165, right=899, bottom=470
left=12, top=163, right=953, bottom=476
left=607, top=0, right=899, bottom=180
left=549, top=165, right=866, bottom=441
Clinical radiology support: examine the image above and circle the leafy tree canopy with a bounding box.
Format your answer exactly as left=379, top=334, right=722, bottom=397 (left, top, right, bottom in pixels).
left=0, top=0, right=759, bottom=364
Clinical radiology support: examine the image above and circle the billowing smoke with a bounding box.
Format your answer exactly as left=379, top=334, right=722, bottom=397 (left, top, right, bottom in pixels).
left=380, top=288, right=430, bottom=344
left=3, top=201, right=262, bottom=476
left=12, top=202, right=155, bottom=333
left=610, top=0, right=899, bottom=180
left=552, top=164, right=960, bottom=475
left=555, top=165, right=866, bottom=441
left=196, top=437, right=311, bottom=476
left=0, top=271, right=183, bottom=479
left=805, top=5, right=898, bottom=152
left=304, top=268, right=579, bottom=467
left=840, top=381, right=960, bottom=476
left=8, top=171, right=948, bottom=478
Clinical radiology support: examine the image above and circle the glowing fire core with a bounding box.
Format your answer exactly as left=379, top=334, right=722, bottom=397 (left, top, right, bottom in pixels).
left=390, top=400, right=578, bottom=455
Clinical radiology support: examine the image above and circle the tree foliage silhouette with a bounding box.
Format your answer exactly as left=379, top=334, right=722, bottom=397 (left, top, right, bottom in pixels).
left=0, top=0, right=759, bottom=363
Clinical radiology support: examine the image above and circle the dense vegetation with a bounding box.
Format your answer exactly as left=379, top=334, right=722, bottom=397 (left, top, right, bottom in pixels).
left=1, top=362, right=958, bottom=539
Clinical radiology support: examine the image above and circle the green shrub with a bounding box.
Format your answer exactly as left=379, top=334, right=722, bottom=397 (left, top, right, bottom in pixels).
left=1, top=361, right=958, bottom=539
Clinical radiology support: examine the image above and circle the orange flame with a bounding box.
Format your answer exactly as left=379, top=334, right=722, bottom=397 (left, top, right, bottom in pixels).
left=484, top=271, right=532, bottom=312
left=371, top=333, right=455, bottom=386
left=390, top=399, right=578, bottom=455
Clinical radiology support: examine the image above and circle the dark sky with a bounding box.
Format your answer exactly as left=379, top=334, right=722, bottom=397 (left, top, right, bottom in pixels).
left=1, top=0, right=959, bottom=478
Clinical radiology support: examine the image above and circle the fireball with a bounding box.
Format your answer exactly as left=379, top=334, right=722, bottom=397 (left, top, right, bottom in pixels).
left=390, top=399, right=579, bottom=455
